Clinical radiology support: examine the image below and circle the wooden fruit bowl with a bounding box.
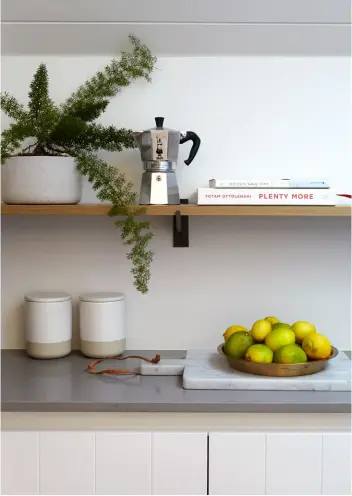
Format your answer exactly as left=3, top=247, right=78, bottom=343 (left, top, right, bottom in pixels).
left=217, top=344, right=339, bottom=377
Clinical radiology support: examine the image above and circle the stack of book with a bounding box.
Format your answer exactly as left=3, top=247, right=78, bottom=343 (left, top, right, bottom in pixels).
left=198, top=179, right=337, bottom=206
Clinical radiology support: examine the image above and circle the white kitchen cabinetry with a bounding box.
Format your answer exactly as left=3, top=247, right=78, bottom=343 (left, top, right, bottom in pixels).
left=152, top=432, right=208, bottom=495
left=209, top=433, right=266, bottom=495
left=96, top=432, right=152, bottom=495
left=2, top=430, right=351, bottom=495
left=322, top=433, right=352, bottom=495
left=266, top=433, right=322, bottom=495
left=39, top=432, right=95, bottom=495
left=1, top=431, right=39, bottom=495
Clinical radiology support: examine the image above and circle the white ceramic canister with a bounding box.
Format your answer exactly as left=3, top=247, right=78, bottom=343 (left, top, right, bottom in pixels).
left=79, top=292, right=126, bottom=358
left=25, top=291, right=72, bottom=359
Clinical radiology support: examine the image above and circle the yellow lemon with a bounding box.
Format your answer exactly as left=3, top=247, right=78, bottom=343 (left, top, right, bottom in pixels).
left=223, top=325, right=248, bottom=341
left=265, top=327, right=295, bottom=352
left=265, top=316, right=280, bottom=325
left=251, top=319, right=272, bottom=342
left=245, top=344, right=273, bottom=363
left=291, top=321, right=316, bottom=343
left=302, top=333, right=332, bottom=360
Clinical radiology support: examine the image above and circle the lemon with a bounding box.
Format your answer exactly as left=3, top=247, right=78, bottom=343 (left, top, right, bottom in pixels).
left=274, top=344, right=307, bottom=364
left=291, top=321, right=316, bottom=343
left=265, top=316, right=280, bottom=325
left=223, top=325, right=248, bottom=341
left=272, top=322, right=291, bottom=331
left=302, top=333, right=332, bottom=360
left=223, top=331, right=254, bottom=359
left=251, top=319, right=272, bottom=342
left=265, top=327, right=295, bottom=352
left=245, top=344, right=273, bottom=363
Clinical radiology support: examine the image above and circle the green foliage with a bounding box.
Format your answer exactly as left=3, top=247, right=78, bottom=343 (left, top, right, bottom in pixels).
left=0, top=35, right=157, bottom=293
left=76, top=154, right=153, bottom=294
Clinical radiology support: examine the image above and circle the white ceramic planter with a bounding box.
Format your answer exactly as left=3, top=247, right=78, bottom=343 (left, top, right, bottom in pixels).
left=1, top=156, right=82, bottom=204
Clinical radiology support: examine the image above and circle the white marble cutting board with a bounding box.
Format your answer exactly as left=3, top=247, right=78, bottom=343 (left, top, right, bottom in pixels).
left=141, top=350, right=351, bottom=391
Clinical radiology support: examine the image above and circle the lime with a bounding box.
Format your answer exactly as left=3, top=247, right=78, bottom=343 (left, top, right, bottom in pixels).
left=223, top=325, right=248, bottom=342
left=302, top=333, right=332, bottom=360
left=265, top=327, right=295, bottom=352
left=251, top=319, right=272, bottom=342
left=223, top=331, right=254, bottom=359
left=274, top=344, right=307, bottom=364
left=291, top=321, right=316, bottom=343
left=245, top=344, right=273, bottom=363
left=272, top=322, right=291, bottom=331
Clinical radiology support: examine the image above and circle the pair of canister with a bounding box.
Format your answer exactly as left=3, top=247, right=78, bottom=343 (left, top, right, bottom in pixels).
left=24, top=291, right=126, bottom=359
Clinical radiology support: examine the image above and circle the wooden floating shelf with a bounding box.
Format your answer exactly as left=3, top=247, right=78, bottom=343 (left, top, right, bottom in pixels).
left=1, top=204, right=350, bottom=217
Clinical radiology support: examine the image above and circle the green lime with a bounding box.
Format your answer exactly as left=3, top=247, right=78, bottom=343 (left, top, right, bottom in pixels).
left=274, top=344, right=308, bottom=364
left=272, top=322, right=291, bottom=331
left=265, top=327, right=295, bottom=351
left=245, top=344, right=273, bottom=363
left=223, top=331, right=254, bottom=359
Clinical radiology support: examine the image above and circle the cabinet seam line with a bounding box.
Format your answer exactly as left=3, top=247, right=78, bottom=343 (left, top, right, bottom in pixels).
left=320, top=433, right=324, bottom=495
left=93, top=431, right=96, bottom=495
left=150, top=432, right=153, bottom=495
left=264, top=433, right=267, bottom=495
left=207, top=433, right=209, bottom=495
left=37, top=431, right=40, bottom=495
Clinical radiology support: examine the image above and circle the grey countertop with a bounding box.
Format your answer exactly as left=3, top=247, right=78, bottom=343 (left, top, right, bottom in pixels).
left=1, top=350, right=351, bottom=414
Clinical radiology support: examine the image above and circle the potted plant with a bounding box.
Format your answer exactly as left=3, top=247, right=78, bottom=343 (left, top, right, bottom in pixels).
left=1, top=36, right=156, bottom=294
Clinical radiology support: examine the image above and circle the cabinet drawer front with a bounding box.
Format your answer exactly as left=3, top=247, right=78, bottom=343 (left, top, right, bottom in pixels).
left=322, top=432, right=352, bottom=495
left=152, top=432, right=207, bottom=495
left=1, top=431, right=39, bottom=495
left=39, top=432, right=95, bottom=495
left=209, top=432, right=266, bottom=495
left=96, top=432, right=151, bottom=495
left=266, top=433, right=322, bottom=495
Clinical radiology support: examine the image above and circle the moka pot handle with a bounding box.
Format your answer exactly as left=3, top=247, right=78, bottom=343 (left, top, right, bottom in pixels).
left=180, top=131, right=201, bottom=166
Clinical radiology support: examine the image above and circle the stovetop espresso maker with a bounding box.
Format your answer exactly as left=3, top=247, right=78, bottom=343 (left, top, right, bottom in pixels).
left=133, top=117, right=201, bottom=205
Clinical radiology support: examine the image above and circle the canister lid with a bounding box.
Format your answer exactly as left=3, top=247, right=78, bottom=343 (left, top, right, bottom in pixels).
left=79, top=292, right=125, bottom=303
left=25, top=291, right=72, bottom=303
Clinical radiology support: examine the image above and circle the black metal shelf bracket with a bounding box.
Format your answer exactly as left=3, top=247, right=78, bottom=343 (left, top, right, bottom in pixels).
left=173, top=199, right=189, bottom=247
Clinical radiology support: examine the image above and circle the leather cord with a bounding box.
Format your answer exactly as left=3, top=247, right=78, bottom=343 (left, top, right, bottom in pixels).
left=87, top=354, right=161, bottom=375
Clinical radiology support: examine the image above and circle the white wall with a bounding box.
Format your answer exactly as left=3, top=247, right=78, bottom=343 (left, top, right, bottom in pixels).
left=1, top=56, right=351, bottom=349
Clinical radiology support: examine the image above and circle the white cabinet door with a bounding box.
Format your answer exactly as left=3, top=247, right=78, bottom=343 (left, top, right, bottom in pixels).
left=322, top=432, right=352, bottom=495
left=39, top=431, right=95, bottom=495
left=209, top=432, right=266, bottom=495
left=266, top=433, right=322, bottom=495
left=96, top=432, right=152, bottom=495
left=1, top=431, right=39, bottom=495
left=152, top=432, right=207, bottom=495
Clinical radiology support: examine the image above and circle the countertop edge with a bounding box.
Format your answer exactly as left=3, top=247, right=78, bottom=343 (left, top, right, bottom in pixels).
left=2, top=349, right=351, bottom=414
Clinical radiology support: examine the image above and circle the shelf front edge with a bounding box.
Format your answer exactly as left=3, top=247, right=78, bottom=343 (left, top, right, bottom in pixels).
left=1, top=204, right=351, bottom=217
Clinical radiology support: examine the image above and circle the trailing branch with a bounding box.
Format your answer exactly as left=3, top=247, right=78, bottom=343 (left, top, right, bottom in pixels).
left=61, top=36, right=156, bottom=116
left=75, top=153, right=153, bottom=293
left=70, top=123, right=136, bottom=152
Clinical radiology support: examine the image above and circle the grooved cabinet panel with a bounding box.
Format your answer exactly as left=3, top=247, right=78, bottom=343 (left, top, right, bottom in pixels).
left=266, top=433, right=322, bottom=495
left=152, top=432, right=207, bottom=495
left=209, top=433, right=266, bottom=495
left=322, top=433, right=352, bottom=495
left=96, top=432, right=152, bottom=495
left=39, top=431, right=95, bottom=495
left=1, top=431, right=39, bottom=495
